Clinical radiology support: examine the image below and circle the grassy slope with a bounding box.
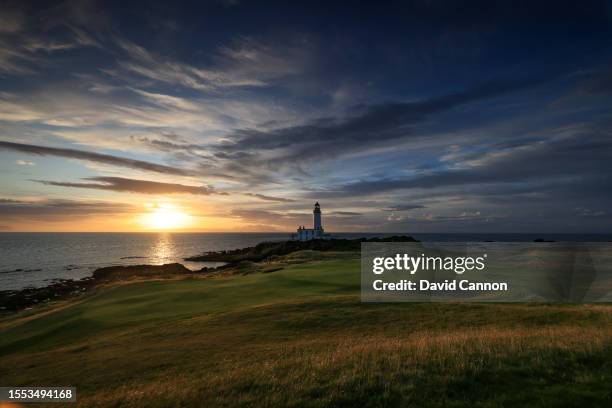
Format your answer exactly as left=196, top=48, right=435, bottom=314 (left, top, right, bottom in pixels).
left=1, top=254, right=611, bottom=407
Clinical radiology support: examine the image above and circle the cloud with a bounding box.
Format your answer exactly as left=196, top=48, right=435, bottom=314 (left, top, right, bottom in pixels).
left=211, top=75, right=555, bottom=173
left=115, top=38, right=266, bottom=91
left=152, top=74, right=559, bottom=188
left=15, top=159, right=35, bottom=166
left=130, top=135, right=208, bottom=155
left=34, top=176, right=226, bottom=195
left=0, top=198, right=136, bottom=220
left=381, top=204, right=426, bottom=211
left=226, top=207, right=372, bottom=231
left=217, top=35, right=313, bottom=81
left=0, top=6, right=25, bottom=33
left=0, top=86, right=234, bottom=132
left=0, top=39, right=36, bottom=74
left=243, top=193, right=295, bottom=202
left=66, top=24, right=102, bottom=48
left=0, top=141, right=191, bottom=175
left=0, top=12, right=100, bottom=75
left=0, top=1, right=610, bottom=233
left=114, top=34, right=313, bottom=94
left=333, top=132, right=612, bottom=196
left=130, top=88, right=201, bottom=111
left=227, top=208, right=304, bottom=228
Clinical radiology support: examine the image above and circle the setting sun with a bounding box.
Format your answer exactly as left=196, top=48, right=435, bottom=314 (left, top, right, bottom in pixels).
left=140, top=204, right=191, bottom=230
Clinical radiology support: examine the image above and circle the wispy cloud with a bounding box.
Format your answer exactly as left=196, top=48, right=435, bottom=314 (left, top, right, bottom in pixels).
left=130, top=88, right=201, bottom=111
left=34, top=176, right=225, bottom=195
left=115, top=38, right=266, bottom=91
left=0, top=17, right=99, bottom=74
left=0, top=198, right=136, bottom=221
left=329, top=211, right=363, bottom=216
left=209, top=75, right=555, bottom=178
left=243, top=193, right=295, bottom=202
left=0, top=7, right=25, bottom=33
left=381, top=204, right=426, bottom=211
left=332, top=132, right=612, bottom=196
left=0, top=141, right=191, bottom=176
left=16, top=159, right=35, bottom=166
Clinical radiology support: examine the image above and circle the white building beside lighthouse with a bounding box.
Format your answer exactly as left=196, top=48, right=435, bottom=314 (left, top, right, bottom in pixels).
left=293, top=202, right=326, bottom=240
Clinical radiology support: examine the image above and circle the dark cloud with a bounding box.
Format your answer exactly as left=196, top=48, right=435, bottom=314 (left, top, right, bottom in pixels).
left=329, top=211, right=363, bottom=216
left=0, top=198, right=136, bottom=220
left=214, top=75, right=554, bottom=168
left=34, top=176, right=225, bottom=195
left=244, top=193, right=295, bottom=202
left=0, top=141, right=191, bottom=176
left=332, top=132, right=612, bottom=197
left=131, top=135, right=209, bottom=156
left=202, top=160, right=279, bottom=185
left=214, top=151, right=255, bottom=160
left=228, top=208, right=303, bottom=224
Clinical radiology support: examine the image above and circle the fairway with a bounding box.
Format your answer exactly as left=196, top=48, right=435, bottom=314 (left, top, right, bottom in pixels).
left=1, top=256, right=611, bottom=407
left=0, top=257, right=360, bottom=353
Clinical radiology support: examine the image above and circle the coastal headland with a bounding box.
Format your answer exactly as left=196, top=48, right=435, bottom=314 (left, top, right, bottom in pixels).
left=1, top=237, right=611, bottom=407
left=0, top=236, right=418, bottom=313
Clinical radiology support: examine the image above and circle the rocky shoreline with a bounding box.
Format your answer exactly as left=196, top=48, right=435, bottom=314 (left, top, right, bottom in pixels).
left=0, top=263, right=210, bottom=314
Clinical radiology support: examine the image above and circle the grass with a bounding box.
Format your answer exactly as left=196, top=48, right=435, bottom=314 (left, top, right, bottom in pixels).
left=1, top=253, right=611, bottom=407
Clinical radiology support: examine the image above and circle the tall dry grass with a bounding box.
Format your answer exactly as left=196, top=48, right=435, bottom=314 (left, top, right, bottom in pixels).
left=77, top=322, right=611, bottom=407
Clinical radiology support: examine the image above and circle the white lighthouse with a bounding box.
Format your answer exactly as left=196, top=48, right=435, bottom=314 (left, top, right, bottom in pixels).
left=294, top=202, right=326, bottom=241
left=313, top=202, right=322, bottom=229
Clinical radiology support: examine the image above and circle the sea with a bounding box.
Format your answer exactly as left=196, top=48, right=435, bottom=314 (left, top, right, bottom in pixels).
left=1, top=232, right=611, bottom=291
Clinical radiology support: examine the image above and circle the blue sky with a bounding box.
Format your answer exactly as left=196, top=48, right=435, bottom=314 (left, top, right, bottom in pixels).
left=1, top=0, right=611, bottom=232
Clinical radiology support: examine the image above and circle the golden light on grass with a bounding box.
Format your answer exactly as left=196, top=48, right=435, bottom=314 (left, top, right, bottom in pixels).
left=140, top=202, right=191, bottom=230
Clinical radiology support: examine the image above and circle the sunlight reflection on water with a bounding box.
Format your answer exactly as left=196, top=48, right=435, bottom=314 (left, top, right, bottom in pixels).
left=150, top=234, right=173, bottom=265
left=0, top=232, right=289, bottom=290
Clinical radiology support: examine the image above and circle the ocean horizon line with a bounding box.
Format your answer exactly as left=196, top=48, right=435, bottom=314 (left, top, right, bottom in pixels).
left=2, top=231, right=612, bottom=235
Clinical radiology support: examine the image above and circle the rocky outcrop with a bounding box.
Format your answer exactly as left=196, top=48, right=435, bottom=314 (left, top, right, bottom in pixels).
left=1, top=263, right=197, bottom=314
left=93, top=263, right=192, bottom=281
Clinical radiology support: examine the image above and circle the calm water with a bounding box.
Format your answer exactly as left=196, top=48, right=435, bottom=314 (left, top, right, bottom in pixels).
left=1, top=232, right=611, bottom=290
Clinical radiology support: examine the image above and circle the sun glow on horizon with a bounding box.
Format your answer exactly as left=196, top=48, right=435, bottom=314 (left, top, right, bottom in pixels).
left=140, top=203, right=192, bottom=230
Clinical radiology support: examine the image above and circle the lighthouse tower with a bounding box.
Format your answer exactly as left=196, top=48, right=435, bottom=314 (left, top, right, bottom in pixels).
left=313, top=202, right=322, bottom=230
left=293, top=202, right=326, bottom=240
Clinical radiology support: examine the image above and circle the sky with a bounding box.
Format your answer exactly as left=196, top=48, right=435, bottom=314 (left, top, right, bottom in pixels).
left=1, top=0, right=611, bottom=233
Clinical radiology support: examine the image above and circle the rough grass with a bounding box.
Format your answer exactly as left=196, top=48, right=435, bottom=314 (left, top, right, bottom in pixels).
left=1, top=256, right=611, bottom=407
